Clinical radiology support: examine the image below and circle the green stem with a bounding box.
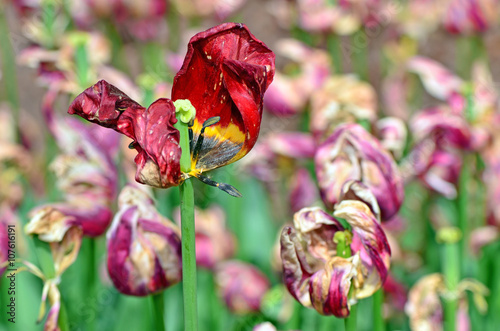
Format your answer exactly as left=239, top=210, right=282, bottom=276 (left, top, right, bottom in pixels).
left=180, top=180, right=197, bottom=331
left=373, top=289, right=385, bottom=331
left=326, top=34, right=343, bottom=73
left=75, top=44, right=90, bottom=89
left=88, top=239, right=97, bottom=331
left=58, top=297, right=70, bottom=331
left=0, top=6, right=20, bottom=126
left=438, top=228, right=461, bottom=331
left=345, top=303, right=357, bottom=331
left=152, top=292, right=166, bottom=331
left=175, top=117, right=198, bottom=331
left=351, top=29, right=369, bottom=81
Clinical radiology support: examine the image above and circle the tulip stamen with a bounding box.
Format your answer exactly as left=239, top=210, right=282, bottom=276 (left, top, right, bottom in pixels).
left=195, top=173, right=242, bottom=198
left=191, top=116, right=221, bottom=162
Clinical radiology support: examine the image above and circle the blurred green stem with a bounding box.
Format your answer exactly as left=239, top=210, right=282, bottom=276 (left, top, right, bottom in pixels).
left=438, top=227, right=461, bottom=331
left=351, top=29, right=368, bottom=81
left=58, top=297, right=70, bottom=331
left=373, top=289, right=385, bottom=331
left=0, top=6, right=20, bottom=127
left=327, top=34, right=343, bottom=73
left=88, top=239, right=97, bottom=331
left=152, top=293, right=166, bottom=331
left=175, top=118, right=198, bottom=331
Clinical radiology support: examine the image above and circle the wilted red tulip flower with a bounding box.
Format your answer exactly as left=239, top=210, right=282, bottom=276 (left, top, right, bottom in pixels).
left=69, top=23, right=275, bottom=195
left=280, top=196, right=391, bottom=317
left=315, top=123, right=404, bottom=220
left=107, top=186, right=182, bottom=296
left=215, top=260, right=271, bottom=314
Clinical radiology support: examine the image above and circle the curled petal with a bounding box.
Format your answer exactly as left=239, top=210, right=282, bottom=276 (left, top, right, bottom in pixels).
left=309, top=256, right=358, bottom=317
left=172, top=23, right=275, bottom=171
left=107, top=186, right=182, bottom=296
left=50, top=227, right=83, bottom=276
left=315, top=123, right=404, bottom=220
left=333, top=200, right=391, bottom=299
left=407, top=56, right=463, bottom=100
left=69, top=80, right=182, bottom=188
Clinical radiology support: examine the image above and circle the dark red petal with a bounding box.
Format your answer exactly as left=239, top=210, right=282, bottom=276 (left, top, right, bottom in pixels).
left=69, top=81, right=182, bottom=188
left=172, top=23, right=275, bottom=171
left=68, top=80, right=143, bottom=131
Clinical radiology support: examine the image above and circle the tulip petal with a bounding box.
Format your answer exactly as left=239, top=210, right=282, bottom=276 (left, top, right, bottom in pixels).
left=172, top=23, right=275, bottom=171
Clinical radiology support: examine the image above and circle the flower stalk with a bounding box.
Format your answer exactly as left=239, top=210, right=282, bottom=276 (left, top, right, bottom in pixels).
left=151, top=293, right=166, bottom=331
left=175, top=105, right=198, bottom=331
left=334, top=231, right=357, bottom=331
left=437, top=227, right=462, bottom=331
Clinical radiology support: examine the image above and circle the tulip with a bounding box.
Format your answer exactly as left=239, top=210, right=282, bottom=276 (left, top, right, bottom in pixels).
left=289, top=168, right=320, bottom=213
left=215, top=260, right=270, bottom=314
left=280, top=192, right=391, bottom=317
left=443, top=0, right=499, bottom=35
left=315, top=123, right=404, bottom=220
left=310, top=75, right=378, bottom=143
left=107, top=186, right=182, bottom=296
left=69, top=23, right=275, bottom=194
left=405, top=273, right=488, bottom=331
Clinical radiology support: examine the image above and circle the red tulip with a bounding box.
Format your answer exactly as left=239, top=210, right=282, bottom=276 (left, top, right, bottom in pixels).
left=69, top=23, right=275, bottom=191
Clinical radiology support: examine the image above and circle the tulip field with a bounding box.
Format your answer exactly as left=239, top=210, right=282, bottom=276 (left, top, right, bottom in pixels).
left=1, top=1, right=500, bottom=330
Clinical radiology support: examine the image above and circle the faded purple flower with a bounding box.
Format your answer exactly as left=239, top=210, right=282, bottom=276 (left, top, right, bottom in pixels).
left=315, top=123, right=404, bottom=220
left=280, top=196, right=391, bottom=317
left=215, top=260, right=270, bottom=314
left=107, top=186, right=182, bottom=296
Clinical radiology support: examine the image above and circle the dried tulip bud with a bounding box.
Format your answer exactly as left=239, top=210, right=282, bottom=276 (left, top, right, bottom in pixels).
left=107, top=186, right=182, bottom=296
left=410, top=107, right=472, bottom=150
left=289, top=168, right=320, bottom=213
left=215, top=260, right=270, bottom=314
left=280, top=202, right=391, bottom=317
left=310, top=75, right=377, bottom=142
left=315, top=123, right=404, bottom=220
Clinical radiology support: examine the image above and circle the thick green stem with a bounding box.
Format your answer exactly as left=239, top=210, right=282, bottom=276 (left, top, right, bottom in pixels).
left=373, top=289, right=385, bottom=331
left=58, top=297, right=70, bottom=331
left=326, top=34, right=343, bottom=73
left=180, top=180, right=197, bottom=331
left=351, top=29, right=369, bottom=81
left=152, top=292, right=166, bottom=331
left=175, top=116, right=198, bottom=331
left=438, top=227, right=461, bottom=331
